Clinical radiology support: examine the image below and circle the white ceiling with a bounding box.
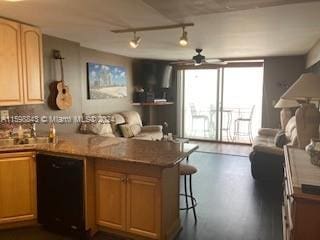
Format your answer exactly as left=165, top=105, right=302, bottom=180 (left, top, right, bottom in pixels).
left=1, top=0, right=320, bottom=60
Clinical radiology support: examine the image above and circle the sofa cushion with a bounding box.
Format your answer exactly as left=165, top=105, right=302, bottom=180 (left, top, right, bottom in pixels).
left=253, top=135, right=283, bottom=156
left=141, top=125, right=163, bottom=133
left=133, top=131, right=163, bottom=141
left=119, top=124, right=142, bottom=138
left=258, top=128, right=279, bottom=137
left=285, top=116, right=296, bottom=140
left=274, top=130, right=289, bottom=148
left=119, top=124, right=134, bottom=138
left=120, top=111, right=142, bottom=126
left=79, top=114, right=113, bottom=136
left=87, top=122, right=114, bottom=137
left=110, top=113, right=126, bottom=137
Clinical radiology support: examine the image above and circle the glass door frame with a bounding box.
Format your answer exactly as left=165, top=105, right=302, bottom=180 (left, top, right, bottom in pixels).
left=179, top=66, right=221, bottom=141
left=177, top=61, right=264, bottom=144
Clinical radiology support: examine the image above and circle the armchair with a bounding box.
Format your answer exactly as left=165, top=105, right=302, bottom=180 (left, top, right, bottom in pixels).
left=249, top=117, right=297, bottom=181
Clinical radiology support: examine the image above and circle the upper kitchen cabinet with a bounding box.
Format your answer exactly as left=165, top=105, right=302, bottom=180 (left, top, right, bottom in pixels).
left=0, top=18, right=24, bottom=106
left=0, top=18, right=44, bottom=106
left=21, top=24, right=44, bottom=104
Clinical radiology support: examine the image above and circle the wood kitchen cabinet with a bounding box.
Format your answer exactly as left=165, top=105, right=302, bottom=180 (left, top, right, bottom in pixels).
left=96, top=169, right=161, bottom=239
left=0, top=152, right=37, bottom=225
left=0, top=18, right=24, bottom=106
left=21, top=24, right=44, bottom=104
left=0, top=17, right=44, bottom=106
left=96, top=170, right=126, bottom=231
left=126, top=175, right=160, bottom=239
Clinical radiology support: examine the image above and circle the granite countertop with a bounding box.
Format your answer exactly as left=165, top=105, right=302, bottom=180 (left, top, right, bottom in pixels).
left=0, top=134, right=198, bottom=168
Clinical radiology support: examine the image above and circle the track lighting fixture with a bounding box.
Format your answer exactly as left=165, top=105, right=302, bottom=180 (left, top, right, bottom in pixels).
left=129, top=32, right=141, bottom=48
left=112, top=23, right=194, bottom=48
left=179, top=27, right=188, bottom=47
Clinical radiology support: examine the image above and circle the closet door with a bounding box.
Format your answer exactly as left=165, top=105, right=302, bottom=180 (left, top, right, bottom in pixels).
left=0, top=18, right=24, bottom=106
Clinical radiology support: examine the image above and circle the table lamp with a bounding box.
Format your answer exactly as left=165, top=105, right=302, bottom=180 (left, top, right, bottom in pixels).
left=274, top=98, right=299, bottom=129
left=281, top=73, right=320, bottom=149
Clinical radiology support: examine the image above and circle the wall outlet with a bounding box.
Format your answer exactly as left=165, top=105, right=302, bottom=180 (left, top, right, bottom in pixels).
left=0, top=110, right=9, bottom=121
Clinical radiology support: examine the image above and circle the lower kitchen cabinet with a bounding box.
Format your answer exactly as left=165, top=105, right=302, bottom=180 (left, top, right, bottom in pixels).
left=126, top=175, right=160, bottom=239
left=96, top=170, right=161, bottom=239
left=96, top=170, right=126, bottom=231
left=0, top=152, right=37, bottom=225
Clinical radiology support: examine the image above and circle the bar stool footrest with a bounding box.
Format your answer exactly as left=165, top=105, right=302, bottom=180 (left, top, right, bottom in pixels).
left=179, top=193, right=197, bottom=210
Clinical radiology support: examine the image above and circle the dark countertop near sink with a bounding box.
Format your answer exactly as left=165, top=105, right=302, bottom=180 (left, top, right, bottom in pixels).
left=0, top=134, right=198, bottom=168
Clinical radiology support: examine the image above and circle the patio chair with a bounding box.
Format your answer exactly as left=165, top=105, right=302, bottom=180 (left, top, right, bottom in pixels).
left=190, top=103, right=209, bottom=136
left=233, top=105, right=255, bottom=143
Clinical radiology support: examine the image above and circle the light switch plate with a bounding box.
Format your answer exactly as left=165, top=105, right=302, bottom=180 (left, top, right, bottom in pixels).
left=0, top=110, right=9, bottom=121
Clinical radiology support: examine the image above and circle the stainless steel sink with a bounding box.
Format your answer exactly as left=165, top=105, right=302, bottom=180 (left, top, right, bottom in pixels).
left=26, top=136, right=50, bottom=144
left=0, top=136, right=50, bottom=146
left=0, top=138, right=15, bottom=146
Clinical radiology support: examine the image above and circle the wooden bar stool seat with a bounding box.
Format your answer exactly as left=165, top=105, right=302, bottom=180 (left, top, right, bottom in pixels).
left=179, top=163, right=198, bottom=222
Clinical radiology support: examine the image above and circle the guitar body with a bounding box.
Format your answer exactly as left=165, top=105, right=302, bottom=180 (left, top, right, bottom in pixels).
left=50, top=50, right=73, bottom=110
left=56, top=81, right=72, bottom=110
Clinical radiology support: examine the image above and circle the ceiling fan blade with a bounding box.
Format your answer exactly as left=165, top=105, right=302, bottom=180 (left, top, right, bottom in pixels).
left=205, top=59, right=227, bottom=65
left=170, top=60, right=194, bottom=65
left=206, top=58, right=222, bottom=62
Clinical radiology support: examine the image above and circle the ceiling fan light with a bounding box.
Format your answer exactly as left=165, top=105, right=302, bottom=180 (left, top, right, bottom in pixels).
left=129, top=32, right=141, bottom=48
left=179, top=29, right=188, bottom=47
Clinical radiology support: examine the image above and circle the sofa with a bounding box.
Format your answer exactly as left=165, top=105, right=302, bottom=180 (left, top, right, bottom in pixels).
left=79, top=111, right=163, bottom=141
left=249, top=116, right=298, bottom=181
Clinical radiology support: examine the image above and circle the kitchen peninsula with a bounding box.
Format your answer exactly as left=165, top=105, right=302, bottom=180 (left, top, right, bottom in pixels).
left=0, top=134, right=198, bottom=240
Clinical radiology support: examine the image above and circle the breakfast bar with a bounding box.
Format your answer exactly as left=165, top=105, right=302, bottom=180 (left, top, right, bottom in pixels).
left=0, top=134, right=198, bottom=240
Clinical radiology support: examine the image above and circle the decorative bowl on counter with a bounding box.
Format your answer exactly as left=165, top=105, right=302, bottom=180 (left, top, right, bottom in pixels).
left=306, top=139, right=320, bottom=166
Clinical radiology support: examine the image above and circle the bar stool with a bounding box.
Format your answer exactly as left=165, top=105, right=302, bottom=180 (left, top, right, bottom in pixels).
left=179, top=163, right=198, bottom=222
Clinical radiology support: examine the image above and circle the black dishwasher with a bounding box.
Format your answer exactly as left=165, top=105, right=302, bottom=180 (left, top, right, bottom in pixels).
left=37, top=154, right=86, bottom=238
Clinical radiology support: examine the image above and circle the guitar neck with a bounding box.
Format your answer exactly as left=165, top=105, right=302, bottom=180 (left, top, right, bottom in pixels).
left=59, top=58, right=64, bottom=85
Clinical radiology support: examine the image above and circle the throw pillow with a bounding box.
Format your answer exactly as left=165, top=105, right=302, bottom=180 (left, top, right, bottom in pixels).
left=120, top=124, right=142, bottom=138
left=120, top=124, right=134, bottom=138
left=130, top=124, right=142, bottom=136
left=274, top=130, right=289, bottom=148
left=87, top=122, right=113, bottom=136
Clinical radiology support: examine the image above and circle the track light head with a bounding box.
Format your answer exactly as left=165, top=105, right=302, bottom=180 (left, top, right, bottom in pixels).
left=129, top=32, right=141, bottom=48
left=179, top=27, right=188, bottom=47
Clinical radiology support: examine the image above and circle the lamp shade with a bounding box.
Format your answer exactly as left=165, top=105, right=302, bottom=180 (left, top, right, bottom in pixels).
left=274, top=98, right=299, bottom=108
left=281, top=73, right=320, bottom=101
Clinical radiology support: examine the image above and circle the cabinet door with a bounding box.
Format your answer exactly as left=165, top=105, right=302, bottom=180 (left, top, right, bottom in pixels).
left=126, top=175, right=160, bottom=239
left=0, top=152, right=36, bottom=224
left=96, top=170, right=126, bottom=231
left=0, top=18, right=24, bottom=106
left=21, top=24, right=44, bottom=104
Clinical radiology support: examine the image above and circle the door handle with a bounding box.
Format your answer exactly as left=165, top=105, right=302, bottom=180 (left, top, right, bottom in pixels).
left=121, top=177, right=126, bottom=183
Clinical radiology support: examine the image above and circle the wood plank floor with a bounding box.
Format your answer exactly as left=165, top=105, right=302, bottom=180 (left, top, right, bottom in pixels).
left=176, top=152, right=282, bottom=240
left=0, top=152, right=282, bottom=240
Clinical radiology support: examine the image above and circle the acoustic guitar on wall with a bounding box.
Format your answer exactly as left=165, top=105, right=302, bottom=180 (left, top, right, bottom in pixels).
left=53, top=50, right=72, bottom=110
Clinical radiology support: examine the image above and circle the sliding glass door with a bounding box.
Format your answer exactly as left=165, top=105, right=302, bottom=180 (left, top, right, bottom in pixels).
left=222, top=67, right=264, bottom=143
left=183, top=69, right=219, bottom=140
left=184, top=69, right=218, bottom=140
left=220, top=66, right=263, bottom=143
left=179, top=63, right=264, bottom=144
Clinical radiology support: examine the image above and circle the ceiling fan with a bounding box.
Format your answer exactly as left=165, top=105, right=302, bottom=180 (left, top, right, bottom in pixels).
left=171, top=48, right=227, bottom=66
